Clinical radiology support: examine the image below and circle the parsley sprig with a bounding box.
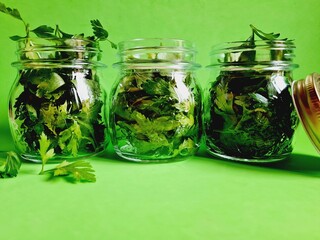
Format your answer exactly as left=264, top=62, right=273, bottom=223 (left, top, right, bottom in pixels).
left=0, top=146, right=97, bottom=182
left=0, top=138, right=96, bottom=182
left=43, top=160, right=96, bottom=182
left=237, top=24, right=288, bottom=62
left=37, top=132, right=96, bottom=182
left=249, top=24, right=280, bottom=41
left=0, top=151, right=21, bottom=178
left=91, top=19, right=117, bottom=49
left=0, top=1, right=117, bottom=48
left=38, top=132, right=55, bottom=175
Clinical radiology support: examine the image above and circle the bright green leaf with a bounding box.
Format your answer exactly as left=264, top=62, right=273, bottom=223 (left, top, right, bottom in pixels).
left=0, top=2, right=23, bottom=21
left=43, top=160, right=96, bottom=182
left=38, top=132, right=55, bottom=174
left=31, top=25, right=55, bottom=38
left=0, top=151, right=21, bottom=178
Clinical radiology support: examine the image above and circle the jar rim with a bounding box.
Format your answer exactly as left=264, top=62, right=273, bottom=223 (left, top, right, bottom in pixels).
left=11, top=60, right=107, bottom=69
left=13, top=37, right=104, bottom=66
left=206, top=62, right=299, bottom=70
left=117, top=38, right=196, bottom=52
left=15, top=37, right=101, bottom=52
left=15, top=37, right=98, bottom=45
left=209, top=39, right=296, bottom=54
left=207, top=39, right=297, bottom=69
left=113, top=61, right=200, bottom=70
left=115, top=38, right=199, bottom=69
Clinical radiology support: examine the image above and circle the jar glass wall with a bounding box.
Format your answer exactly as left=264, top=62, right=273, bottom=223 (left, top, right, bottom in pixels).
left=204, top=40, right=299, bottom=162
left=110, top=38, right=202, bottom=162
left=9, top=38, right=108, bottom=162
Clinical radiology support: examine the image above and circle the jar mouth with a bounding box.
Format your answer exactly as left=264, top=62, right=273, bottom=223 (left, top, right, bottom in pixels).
left=210, top=39, right=296, bottom=52
left=114, top=38, right=199, bottom=69
left=118, top=38, right=196, bottom=52
left=15, top=37, right=100, bottom=51
left=207, top=39, right=297, bottom=70
left=11, top=60, right=106, bottom=69
left=13, top=37, right=103, bottom=67
left=205, top=62, right=299, bottom=71
left=113, top=61, right=201, bottom=70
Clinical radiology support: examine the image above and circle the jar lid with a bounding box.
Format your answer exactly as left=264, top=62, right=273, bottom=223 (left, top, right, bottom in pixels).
left=292, top=73, right=320, bottom=153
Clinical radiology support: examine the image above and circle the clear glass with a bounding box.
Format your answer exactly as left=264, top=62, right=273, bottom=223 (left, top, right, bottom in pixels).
left=110, top=38, right=202, bottom=162
left=9, top=38, right=108, bottom=162
left=204, top=40, right=299, bottom=162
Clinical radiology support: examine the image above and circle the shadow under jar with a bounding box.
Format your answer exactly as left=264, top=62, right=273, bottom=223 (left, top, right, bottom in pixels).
left=9, top=38, right=108, bottom=162
left=110, top=38, right=202, bottom=162
left=204, top=40, right=299, bottom=162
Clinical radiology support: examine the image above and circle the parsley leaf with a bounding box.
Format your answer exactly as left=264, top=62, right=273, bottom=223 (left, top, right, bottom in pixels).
left=0, top=151, right=22, bottom=178
left=250, top=24, right=280, bottom=41
left=31, top=25, right=55, bottom=38
left=1, top=2, right=117, bottom=50
left=9, top=35, right=25, bottom=41
left=237, top=25, right=285, bottom=62
left=38, top=132, right=55, bottom=174
left=0, top=1, right=28, bottom=40
left=55, top=25, right=74, bottom=39
left=37, top=132, right=97, bottom=183
left=91, top=19, right=108, bottom=40
left=58, top=121, right=82, bottom=157
left=0, top=2, right=23, bottom=21
left=43, top=160, right=96, bottom=182
left=91, top=19, right=117, bottom=49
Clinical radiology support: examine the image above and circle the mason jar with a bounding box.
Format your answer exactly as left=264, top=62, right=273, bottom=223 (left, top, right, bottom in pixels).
left=9, top=38, right=108, bottom=162
left=204, top=40, right=299, bottom=162
left=110, top=38, right=202, bottom=162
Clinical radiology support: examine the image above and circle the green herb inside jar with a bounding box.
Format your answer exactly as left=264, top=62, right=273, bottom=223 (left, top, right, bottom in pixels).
left=1, top=2, right=116, bottom=161
left=110, top=39, right=202, bottom=161
left=110, top=68, right=201, bottom=160
left=11, top=65, right=106, bottom=159
left=205, top=25, right=299, bottom=161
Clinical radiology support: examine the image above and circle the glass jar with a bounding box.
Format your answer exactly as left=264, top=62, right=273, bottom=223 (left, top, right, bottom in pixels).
left=204, top=40, right=299, bottom=162
left=9, top=38, right=108, bottom=162
left=110, top=38, right=202, bottom=162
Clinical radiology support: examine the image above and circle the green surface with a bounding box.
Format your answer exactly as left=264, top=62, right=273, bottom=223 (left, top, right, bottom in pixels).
left=1, top=0, right=320, bottom=239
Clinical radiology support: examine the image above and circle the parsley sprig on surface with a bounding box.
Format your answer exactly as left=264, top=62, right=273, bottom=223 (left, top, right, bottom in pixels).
left=43, top=160, right=96, bottom=182
left=0, top=144, right=96, bottom=182
left=0, top=148, right=96, bottom=182
left=38, top=132, right=55, bottom=174
left=37, top=133, right=96, bottom=182
left=0, top=151, right=21, bottom=178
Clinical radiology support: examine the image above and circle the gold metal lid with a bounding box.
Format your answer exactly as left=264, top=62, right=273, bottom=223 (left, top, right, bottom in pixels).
left=292, top=73, right=320, bottom=153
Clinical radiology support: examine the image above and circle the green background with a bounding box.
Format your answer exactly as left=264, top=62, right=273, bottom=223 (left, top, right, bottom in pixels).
left=0, top=0, right=319, bottom=239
